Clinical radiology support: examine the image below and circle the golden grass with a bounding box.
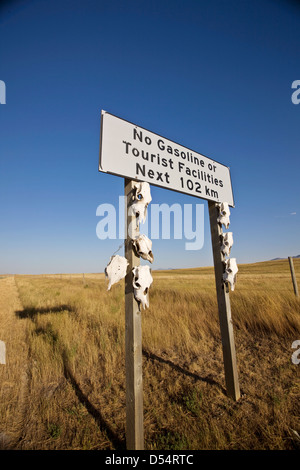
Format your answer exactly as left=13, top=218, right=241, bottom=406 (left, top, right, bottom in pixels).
left=0, top=259, right=299, bottom=450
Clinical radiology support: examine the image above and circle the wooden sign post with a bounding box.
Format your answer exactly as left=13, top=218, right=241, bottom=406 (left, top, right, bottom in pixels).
left=288, top=256, right=299, bottom=297
left=124, top=178, right=144, bottom=450
left=208, top=201, right=240, bottom=401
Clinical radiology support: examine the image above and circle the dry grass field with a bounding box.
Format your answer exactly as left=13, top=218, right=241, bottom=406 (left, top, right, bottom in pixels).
left=0, top=259, right=299, bottom=450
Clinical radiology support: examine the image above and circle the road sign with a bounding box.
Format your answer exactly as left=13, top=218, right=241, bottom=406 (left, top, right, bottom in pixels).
left=98, top=110, right=240, bottom=450
left=99, top=111, right=234, bottom=207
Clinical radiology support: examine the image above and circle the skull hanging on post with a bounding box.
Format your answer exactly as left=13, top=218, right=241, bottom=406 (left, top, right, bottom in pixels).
left=217, top=202, right=230, bottom=229
left=129, top=181, right=152, bottom=223
left=223, top=258, right=238, bottom=292
left=220, top=232, right=234, bottom=257
left=105, top=255, right=128, bottom=290
left=132, top=234, right=154, bottom=263
left=132, top=265, right=153, bottom=310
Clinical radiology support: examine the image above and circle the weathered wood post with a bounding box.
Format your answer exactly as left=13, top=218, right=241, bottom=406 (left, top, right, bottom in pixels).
left=0, top=340, right=5, bottom=365
left=208, top=201, right=240, bottom=401
left=124, top=178, right=144, bottom=450
left=288, top=256, right=299, bottom=297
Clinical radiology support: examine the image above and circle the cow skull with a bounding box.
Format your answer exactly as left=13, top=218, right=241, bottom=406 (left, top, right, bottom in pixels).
left=105, top=255, right=128, bottom=290
left=220, top=232, right=234, bottom=257
left=129, top=182, right=152, bottom=223
left=223, top=258, right=238, bottom=291
left=132, top=265, right=153, bottom=310
left=217, top=202, right=230, bottom=229
left=132, top=234, right=154, bottom=263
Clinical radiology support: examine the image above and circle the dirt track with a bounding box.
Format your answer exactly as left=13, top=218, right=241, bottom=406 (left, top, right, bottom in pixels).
left=0, top=276, right=29, bottom=449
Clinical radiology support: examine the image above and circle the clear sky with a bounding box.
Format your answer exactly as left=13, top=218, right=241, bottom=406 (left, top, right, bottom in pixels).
left=0, top=0, right=299, bottom=274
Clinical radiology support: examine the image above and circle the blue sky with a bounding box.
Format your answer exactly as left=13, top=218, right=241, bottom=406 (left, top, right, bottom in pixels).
left=0, top=0, right=299, bottom=274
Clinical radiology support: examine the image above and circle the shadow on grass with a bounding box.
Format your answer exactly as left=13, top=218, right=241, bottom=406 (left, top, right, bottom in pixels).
left=15, top=304, right=73, bottom=319
left=63, top=354, right=125, bottom=450
left=143, top=348, right=226, bottom=394
left=14, top=304, right=125, bottom=449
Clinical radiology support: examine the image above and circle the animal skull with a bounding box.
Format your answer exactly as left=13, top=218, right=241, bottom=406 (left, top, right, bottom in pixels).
left=132, top=234, right=154, bottom=263
left=105, top=255, right=128, bottom=290
left=217, top=202, right=230, bottom=229
left=223, top=258, right=238, bottom=291
left=129, top=182, right=152, bottom=223
left=220, top=232, right=234, bottom=257
left=132, top=265, right=153, bottom=310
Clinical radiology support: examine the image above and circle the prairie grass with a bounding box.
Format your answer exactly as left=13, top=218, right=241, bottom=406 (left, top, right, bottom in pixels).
left=0, top=259, right=299, bottom=450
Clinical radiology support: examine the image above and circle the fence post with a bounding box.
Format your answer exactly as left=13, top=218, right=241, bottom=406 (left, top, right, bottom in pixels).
left=208, top=201, right=240, bottom=401
left=124, top=178, right=144, bottom=450
left=288, top=257, right=299, bottom=297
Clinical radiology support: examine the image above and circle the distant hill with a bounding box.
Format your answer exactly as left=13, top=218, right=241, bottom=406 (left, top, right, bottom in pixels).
left=271, top=255, right=300, bottom=261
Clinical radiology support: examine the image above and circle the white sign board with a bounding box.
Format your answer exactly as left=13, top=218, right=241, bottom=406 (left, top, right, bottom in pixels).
left=99, top=111, right=234, bottom=206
